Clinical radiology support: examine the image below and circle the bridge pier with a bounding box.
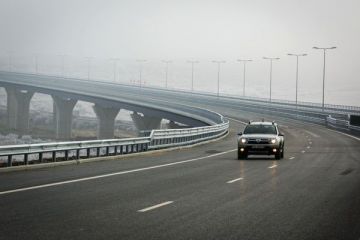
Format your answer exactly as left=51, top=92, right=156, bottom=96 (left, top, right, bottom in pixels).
left=93, top=104, right=120, bottom=139
left=52, top=96, right=77, bottom=139
left=5, top=87, right=34, bottom=132
left=131, top=112, right=162, bottom=131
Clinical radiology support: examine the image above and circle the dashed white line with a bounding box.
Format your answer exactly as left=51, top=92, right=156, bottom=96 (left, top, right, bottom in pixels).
left=304, top=130, right=320, bottom=138
left=138, top=201, right=174, bottom=212
left=268, top=165, right=278, bottom=169
left=307, top=146, right=311, bottom=149
left=0, top=148, right=237, bottom=196
left=301, top=150, right=306, bottom=153
left=227, top=177, right=244, bottom=183
left=289, top=156, right=295, bottom=160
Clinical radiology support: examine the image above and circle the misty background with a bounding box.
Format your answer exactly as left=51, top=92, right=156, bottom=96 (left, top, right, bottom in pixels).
left=0, top=0, right=359, bottom=106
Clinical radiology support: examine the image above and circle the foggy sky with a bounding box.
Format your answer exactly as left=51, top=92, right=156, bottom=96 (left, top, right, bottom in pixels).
left=0, top=0, right=359, bottom=106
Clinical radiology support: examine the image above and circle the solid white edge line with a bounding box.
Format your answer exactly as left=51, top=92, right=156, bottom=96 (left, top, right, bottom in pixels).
left=0, top=149, right=237, bottom=196
left=227, top=177, right=244, bottom=183
left=138, top=201, right=174, bottom=212
left=326, top=128, right=360, bottom=141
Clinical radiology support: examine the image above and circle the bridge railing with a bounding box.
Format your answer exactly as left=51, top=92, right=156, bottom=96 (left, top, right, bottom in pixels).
left=0, top=119, right=229, bottom=168
left=326, top=115, right=360, bottom=135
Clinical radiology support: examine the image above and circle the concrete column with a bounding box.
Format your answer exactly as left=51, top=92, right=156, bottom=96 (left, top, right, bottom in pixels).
left=5, top=87, right=17, bottom=129
left=131, top=112, right=162, bottom=131
left=52, top=95, right=77, bottom=140
left=93, top=104, right=120, bottom=139
left=5, top=87, right=34, bottom=132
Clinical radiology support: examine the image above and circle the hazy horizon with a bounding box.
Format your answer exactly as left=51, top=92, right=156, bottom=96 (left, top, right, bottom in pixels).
left=1, top=0, right=359, bottom=106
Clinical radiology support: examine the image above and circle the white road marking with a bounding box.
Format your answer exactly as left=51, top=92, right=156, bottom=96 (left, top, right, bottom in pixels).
left=138, top=201, right=174, bottom=212
left=304, top=130, right=320, bottom=138
left=309, top=141, right=312, bottom=145
left=0, top=149, right=237, bottom=196
left=268, top=165, right=278, bottom=169
left=227, top=177, right=244, bottom=183
left=307, top=146, right=311, bottom=149
left=289, top=157, right=295, bottom=160
left=226, top=117, right=248, bottom=125
left=326, top=128, right=360, bottom=142
left=301, top=150, right=306, bottom=153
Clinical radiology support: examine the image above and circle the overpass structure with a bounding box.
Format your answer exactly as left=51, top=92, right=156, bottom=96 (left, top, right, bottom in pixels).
left=0, top=71, right=360, bottom=168
left=0, top=71, right=360, bottom=240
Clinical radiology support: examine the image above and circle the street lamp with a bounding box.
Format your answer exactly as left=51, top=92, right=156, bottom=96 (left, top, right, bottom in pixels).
left=85, top=57, right=92, bottom=80
left=287, top=53, right=307, bottom=108
left=110, top=58, right=120, bottom=82
left=58, top=55, right=66, bottom=78
left=187, top=60, right=199, bottom=92
left=8, top=52, right=12, bottom=72
left=263, top=57, right=280, bottom=102
left=34, top=54, right=39, bottom=74
left=237, top=59, right=252, bottom=97
left=162, top=60, right=172, bottom=88
left=313, top=46, right=337, bottom=111
left=136, top=59, right=147, bottom=88
left=212, top=60, right=226, bottom=97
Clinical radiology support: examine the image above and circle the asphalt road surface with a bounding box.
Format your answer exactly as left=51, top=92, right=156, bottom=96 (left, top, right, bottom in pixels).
left=0, top=101, right=360, bottom=240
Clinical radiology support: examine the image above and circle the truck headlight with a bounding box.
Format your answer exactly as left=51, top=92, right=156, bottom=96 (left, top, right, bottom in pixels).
left=270, top=139, right=276, bottom=144
left=241, top=138, right=247, bottom=143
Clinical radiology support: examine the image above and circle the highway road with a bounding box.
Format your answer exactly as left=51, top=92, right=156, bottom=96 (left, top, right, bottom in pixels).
left=0, top=78, right=359, bottom=239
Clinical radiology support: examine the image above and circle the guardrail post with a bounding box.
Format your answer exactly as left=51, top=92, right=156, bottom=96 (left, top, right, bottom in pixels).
left=52, top=151, right=56, bottom=162
left=87, top=149, right=91, bottom=158
left=106, top=147, right=110, bottom=156
left=39, top=152, right=43, bottom=163
left=24, top=153, right=28, bottom=165
left=96, top=148, right=100, bottom=157
left=76, top=149, right=80, bottom=159
left=114, top=146, right=118, bottom=155
left=64, top=150, right=69, bottom=161
left=119, top=145, right=123, bottom=154
left=7, top=155, right=12, bottom=167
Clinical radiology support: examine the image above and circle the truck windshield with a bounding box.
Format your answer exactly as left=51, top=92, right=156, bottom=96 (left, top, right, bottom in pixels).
left=243, top=125, right=277, bottom=134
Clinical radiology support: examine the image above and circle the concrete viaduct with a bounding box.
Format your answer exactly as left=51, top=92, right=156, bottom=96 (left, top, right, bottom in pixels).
left=0, top=72, right=210, bottom=140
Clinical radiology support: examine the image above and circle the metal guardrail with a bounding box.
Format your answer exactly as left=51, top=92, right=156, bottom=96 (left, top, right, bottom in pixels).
left=0, top=118, right=229, bottom=168
left=326, top=115, right=360, bottom=134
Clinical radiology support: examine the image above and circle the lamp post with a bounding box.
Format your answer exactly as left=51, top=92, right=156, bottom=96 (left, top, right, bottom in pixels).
left=58, top=55, right=66, bottom=78
left=8, top=52, right=12, bottom=72
left=187, top=60, right=199, bottom=92
left=313, top=46, right=337, bottom=111
left=110, top=58, right=120, bottom=82
left=212, top=60, right=226, bottom=98
left=136, top=59, right=147, bottom=88
left=162, top=60, right=172, bottom=88
left=237, top=59, right=252, bottom=97
left=34, top=54, right=39, bottom=74
left=263, top=57, right=280, bottom=102
left=287, top=53, right=307, bottom=108
left=85, top=57, right=92, bottom=80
